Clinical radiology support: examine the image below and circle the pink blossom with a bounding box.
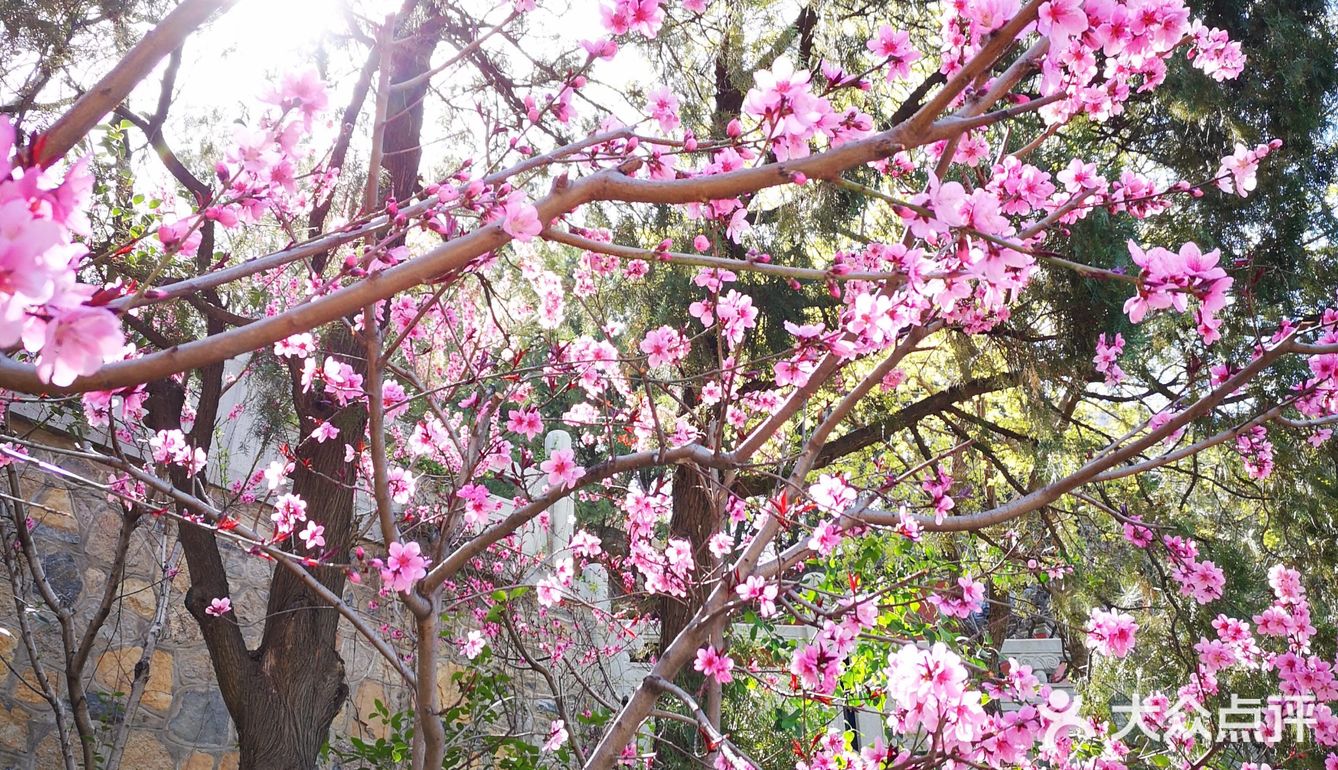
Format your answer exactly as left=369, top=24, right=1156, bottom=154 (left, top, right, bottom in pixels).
left=264, top=68, right=329, bottom=120
left=536, top=576, right=563, bottom=606
left=1123, top=240, right=1232, bottom=338
left=884, top=642, right=986, bottom=747
left=1175, top=559, right=1226, bottom=604
left=866, top=25, right=921, bottom=81
left=929, top=575, right=985, bottom=619
left=507, top=407, right=544, bottom=439
left=1235, top=425, right=1275, bottom=479
left=205, top=597, right=232, bottom=617
left=542, top=719, right=568, bottom=752
left=540, top=448, right=585, bottom=490
left=310, top=421, right=339, bottom=443
left=736, top=575, right=778, bottom=617
left=381, top=540, right=427, bottom=593
left=274, top=332, right=316, bottom=358
left=157, top=217, right=202, bottom=256
left=299, top=520, right=325, bottom=551
left=1122, top=515, right=1154, bottom=548
left=644, top=85, right=681, bottom=133
left=1087, top=608, right=1139, bottom=657
left=271, top=493, right=308, bottom=536
left=1038, top=0, right=1087, bottom=44
left=1093, top=332, right=1125, bottom=385
left=569, top=529, right=602, bottom=558
left=1216, top=141, right=1272, bottom=197
left=386, top=466, right=417, bottom=504
left=263, top=460, right=292, bottom=490
left=499, top=191, right=542, bottom=241
left=807, top=521, right=843, bottom=556
left=694, top=645, right=735, bottom=683
left=600, top=0, right=664, bottom=38
left=639, top=325, right=688, bottom=368
left=457, top=483, right=500, bottom=527
left=25, top=303, right=124, bottom=387
left=460, top=630, right=486, bottom=660
left=1057, top=158, right=1104, bottom=193
left=741, top=57, right=836, bottom=161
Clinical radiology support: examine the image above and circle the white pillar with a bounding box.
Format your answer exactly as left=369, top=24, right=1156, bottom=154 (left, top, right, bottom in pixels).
left=544, top=430, right=574, bottom=556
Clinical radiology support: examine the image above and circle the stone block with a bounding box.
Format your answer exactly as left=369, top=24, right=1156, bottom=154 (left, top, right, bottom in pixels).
left=12, top=668, right=51, bottom=706
left=168, top=688, right=230, bottom=748
left=352, top=680, right=389, bottom=741
left=0, top=706, right=27, bottom=751
left=34, top=733, right=64, bottom=769
left=39, top=552, right=81, bottom=607
left=120, top=577, right=161, bottom=621
left=121, top=732, right=172, bottom=768
left=0, top=628, right=15, bottom=665
left=435, top=661, right=466, bottom=706
left=170, top=644, right=214, bottom=687
left=93, top=646, right=174, bottom=713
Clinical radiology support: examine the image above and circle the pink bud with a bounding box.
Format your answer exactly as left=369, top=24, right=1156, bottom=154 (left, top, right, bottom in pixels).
left=693, top=235, right=710, bottom=252
left=791, top=172, right=807, bottom=185
left=727, top=119, right=742, bottom=139
left=684, top=132, right=698, bottom=152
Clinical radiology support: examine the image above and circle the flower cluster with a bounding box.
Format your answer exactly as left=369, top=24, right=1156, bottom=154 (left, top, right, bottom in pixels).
left=149, top=429, right=207, bottom=476
left=1086, top=607, right=1139, bottom=658
left=929, top=575, right=986, bottom=619
left=379, top=540, right=428, bottom=593
left=1235, top=424, right=1275, bottom=480
left=1093, top=332, right=1125, bottom=385
left=0, top=119, right=124, bottom=385
left=1123, top=241, right=1232, bottom=343
left=1216, top=140, right=1280, bottom=197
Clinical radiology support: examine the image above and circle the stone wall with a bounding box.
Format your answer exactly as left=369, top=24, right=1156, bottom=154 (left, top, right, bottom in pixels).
left=0, top=424, right=412, bottom=770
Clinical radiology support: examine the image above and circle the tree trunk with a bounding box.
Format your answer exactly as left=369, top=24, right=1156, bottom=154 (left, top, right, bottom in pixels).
left=657, top=463, right=718, bottom=657
left=232, top=329, right=370, bottom=769
left=653, top=463, right=719, bottom=767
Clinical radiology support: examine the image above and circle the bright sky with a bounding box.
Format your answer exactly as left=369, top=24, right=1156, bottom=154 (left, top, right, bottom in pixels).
left=121, top=0, right=666, bottom=203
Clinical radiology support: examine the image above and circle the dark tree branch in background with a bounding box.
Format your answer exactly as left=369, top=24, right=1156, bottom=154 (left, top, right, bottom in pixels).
left=813, top=370, right=1023, bottom=469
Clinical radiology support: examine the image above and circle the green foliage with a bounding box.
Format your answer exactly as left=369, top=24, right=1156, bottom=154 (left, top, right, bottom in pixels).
left=324, top=657, right=573, bottom=770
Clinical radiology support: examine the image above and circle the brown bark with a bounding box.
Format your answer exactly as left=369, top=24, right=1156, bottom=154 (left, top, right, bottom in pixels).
left=657, top=463, right=719, bottom=656
left=653, top=463, right=719, bottom=768
left=383, top=12, right=445, bottom=206
left=233, top=328, right=367, bottom=768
